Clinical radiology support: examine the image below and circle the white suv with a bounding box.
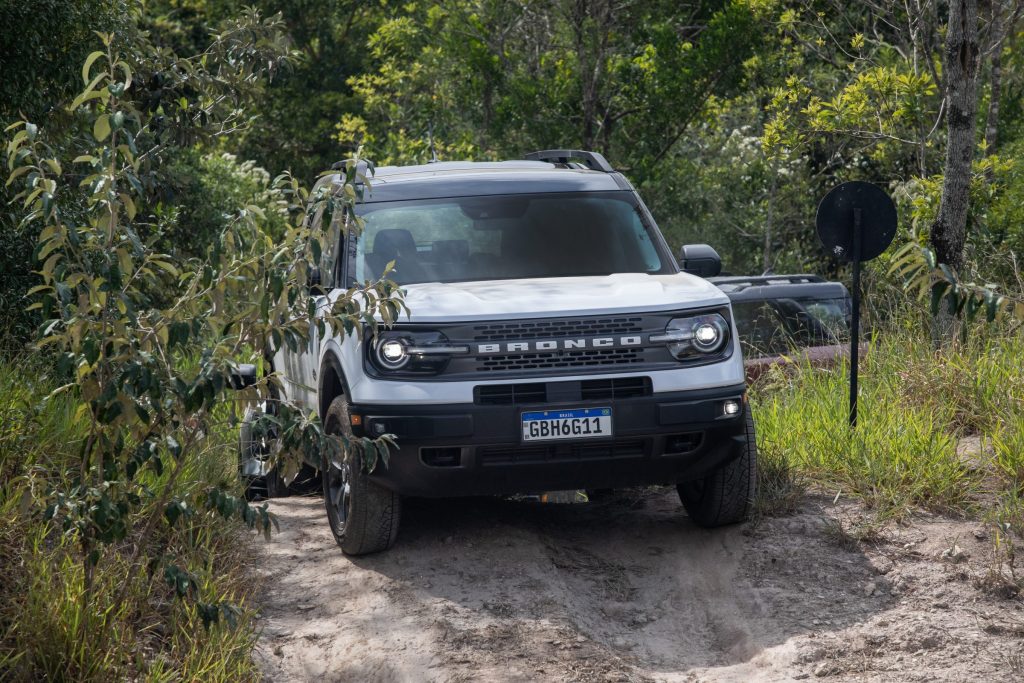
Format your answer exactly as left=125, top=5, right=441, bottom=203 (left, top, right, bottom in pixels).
left=240, top=150, right=757, bottom=555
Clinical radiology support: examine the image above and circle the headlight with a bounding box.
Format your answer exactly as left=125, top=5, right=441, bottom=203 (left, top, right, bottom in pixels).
left=375, top=339, right=410, bottom=369
left=370, top=330, right=469, bottom=375
left=651, top=312, right=731, bottom=360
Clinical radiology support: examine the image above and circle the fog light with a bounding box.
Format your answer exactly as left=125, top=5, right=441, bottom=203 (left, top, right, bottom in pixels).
left=723, top=400, right=740, bottom=416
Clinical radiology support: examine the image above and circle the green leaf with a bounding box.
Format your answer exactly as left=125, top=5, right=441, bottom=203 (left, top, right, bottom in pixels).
left=93, top=114, right=111, bottom=142
left=82, top=50, right=105, bottom=84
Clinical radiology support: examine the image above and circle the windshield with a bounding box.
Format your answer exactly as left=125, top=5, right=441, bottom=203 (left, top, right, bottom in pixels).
left=732, top=297, right=851, bottom=357
left=351, top=192, right=670, bottom=285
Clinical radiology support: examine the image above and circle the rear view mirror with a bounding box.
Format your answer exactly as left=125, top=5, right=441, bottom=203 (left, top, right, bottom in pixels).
left=678, top=244, right=722, bottom=278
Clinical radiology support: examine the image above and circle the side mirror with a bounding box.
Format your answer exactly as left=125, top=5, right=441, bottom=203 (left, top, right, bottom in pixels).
left=678, top=244, right=722, bottom=278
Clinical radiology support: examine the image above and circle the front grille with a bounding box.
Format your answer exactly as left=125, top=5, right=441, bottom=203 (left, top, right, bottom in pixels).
left=477, top=347, right=643, bottom=372
left=580, top=376, right=651, bottom=400
left=473, top=317, right=643, bottom=341
left=373, top=310, right=728, bottom=379
left=475, top=377, right=652, bottom=405
left=479, top=439, right=647, bottom=466
left=475, top=383, right=547, bottom=405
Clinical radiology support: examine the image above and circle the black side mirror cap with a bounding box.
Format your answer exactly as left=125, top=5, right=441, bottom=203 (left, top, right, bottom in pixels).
left=679, top=244, right=722, bottom=278
left=228, top=363, right=257, bottom=389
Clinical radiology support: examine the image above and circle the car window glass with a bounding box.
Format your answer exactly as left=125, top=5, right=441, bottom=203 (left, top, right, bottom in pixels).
left=354, top=193, right=665, bottom=285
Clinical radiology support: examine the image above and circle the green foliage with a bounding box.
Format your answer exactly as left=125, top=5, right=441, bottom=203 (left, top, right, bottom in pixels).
left=344, top=0, right=767, bottom=169
left=992, top=413, right=1024, bottom=495
left=159, top=151, right=290, bottom=257
left=0, top=3, right=298, bottom=352
left=0, top=359, right=262, bottom=681
left=2, top=26, right=404, bottom=678
left=887, top=235, right=1024, bottom=332
left=0, top=0, right=130, bottom=127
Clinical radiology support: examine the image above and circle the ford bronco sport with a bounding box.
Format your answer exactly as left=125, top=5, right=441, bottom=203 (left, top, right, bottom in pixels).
left=240, top=150, right=758, bottom=555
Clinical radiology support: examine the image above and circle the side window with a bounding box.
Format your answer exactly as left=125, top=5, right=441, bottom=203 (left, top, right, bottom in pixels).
left=321, top=208, right=342, bottom=287
left=306, top=190, right=343, bottom=289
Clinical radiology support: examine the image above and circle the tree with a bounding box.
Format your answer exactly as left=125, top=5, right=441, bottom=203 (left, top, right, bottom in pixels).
left=930, top=0, right=981, bottom=337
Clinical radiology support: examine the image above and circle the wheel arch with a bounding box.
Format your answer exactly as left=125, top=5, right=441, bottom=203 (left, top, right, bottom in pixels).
left=318, top=351, right=349, bottom=422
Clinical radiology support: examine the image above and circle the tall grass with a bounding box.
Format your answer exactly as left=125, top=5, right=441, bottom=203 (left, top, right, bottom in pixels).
left=0, top=358, right=261, bottom=682
left=752, top=327, right=1024, bottom=521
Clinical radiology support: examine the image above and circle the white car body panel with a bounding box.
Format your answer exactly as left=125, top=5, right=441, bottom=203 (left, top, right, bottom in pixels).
left=294, top=273, right=744, bottom=407
left=396, top=272, right=729, bottom=322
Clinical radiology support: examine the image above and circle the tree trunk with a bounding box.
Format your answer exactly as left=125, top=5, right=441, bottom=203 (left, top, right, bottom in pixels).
left=984, top=1, right=1020, bottom=154
left=930, top=0, right=980, bottom=341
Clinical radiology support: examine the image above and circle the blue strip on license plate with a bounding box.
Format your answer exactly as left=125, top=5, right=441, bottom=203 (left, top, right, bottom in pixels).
left=521, top=407, right=613, bottom=442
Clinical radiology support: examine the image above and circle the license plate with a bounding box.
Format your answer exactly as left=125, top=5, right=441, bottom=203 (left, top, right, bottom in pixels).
left=521, top=407, right=613, bottom=442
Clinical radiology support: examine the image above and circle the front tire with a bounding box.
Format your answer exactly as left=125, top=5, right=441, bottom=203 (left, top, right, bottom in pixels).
left=677, top=408, right=758, bottom=527
left=323, top=395, right=401, bottom=555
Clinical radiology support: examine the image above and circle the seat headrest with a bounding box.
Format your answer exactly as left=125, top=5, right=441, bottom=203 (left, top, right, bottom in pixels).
left=373, top=229, right=418, bottom=260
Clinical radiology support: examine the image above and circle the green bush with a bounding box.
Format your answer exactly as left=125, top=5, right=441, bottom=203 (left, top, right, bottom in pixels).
left=0, top=359, right=260, bottom=681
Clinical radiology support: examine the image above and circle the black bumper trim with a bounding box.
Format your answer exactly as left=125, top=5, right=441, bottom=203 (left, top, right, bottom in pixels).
left=354, top=383, right=747, bottom=497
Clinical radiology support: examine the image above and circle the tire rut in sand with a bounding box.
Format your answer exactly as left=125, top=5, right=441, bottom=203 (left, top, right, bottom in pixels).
left=252, top=490, right=1024, bottom=682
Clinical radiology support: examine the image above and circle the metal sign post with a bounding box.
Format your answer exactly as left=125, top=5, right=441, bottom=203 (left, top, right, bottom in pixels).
left=815, top=183, right=897, bottom=428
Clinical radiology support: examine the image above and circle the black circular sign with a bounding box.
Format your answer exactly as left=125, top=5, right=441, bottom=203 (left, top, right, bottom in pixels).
left=815, top=181, right=897, bottom=263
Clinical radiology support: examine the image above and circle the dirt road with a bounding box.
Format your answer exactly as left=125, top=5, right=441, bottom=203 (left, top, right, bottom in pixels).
left=252, top=489, right=1023, bottom=682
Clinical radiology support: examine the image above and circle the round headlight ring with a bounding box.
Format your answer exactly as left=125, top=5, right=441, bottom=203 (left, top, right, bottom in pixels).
left=376, top=338, right=409, bottom=369
left=692, top=320, right=726, bottom=353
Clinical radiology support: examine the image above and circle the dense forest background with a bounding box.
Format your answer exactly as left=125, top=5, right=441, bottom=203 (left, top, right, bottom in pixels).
left=4, top=0, right=1024, bottom=351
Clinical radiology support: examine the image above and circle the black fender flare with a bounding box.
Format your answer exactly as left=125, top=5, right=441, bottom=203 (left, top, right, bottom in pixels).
left=317, top=352, right=350, bottom=422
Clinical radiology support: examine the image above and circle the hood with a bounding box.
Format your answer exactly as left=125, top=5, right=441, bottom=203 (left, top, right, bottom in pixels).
left=396, top=273, right=729, bottom=323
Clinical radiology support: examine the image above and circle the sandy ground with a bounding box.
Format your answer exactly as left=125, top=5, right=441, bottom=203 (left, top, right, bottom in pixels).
left=251, top=489, right=1024, bottom=682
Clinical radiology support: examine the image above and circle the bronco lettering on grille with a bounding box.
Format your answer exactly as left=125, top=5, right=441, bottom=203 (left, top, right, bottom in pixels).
left=476, top=336, right=644, bottom=354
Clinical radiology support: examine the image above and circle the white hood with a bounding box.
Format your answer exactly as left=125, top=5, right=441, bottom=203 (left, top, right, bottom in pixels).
left=397, top=273, right=728, bottom=323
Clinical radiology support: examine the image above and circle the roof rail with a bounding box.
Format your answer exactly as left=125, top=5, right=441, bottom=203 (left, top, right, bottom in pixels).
left=524, top=149, right=614, bottom=173
left=711, top=274, right=826, bottom=285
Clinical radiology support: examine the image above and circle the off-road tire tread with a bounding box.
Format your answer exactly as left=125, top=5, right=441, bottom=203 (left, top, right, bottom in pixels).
left=678, top=410, right=758, bottom=527
left=324, top=395, right=401, bottom=555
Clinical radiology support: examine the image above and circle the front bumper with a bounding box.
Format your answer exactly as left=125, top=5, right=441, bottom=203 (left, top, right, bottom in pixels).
left=352, top=383, right=748, bottom=497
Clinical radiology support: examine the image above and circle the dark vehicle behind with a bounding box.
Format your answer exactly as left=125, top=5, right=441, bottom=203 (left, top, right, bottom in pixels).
left=709, top=275, right=853, bottom=381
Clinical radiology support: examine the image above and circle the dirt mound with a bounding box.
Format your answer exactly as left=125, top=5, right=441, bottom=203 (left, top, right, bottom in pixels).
left=252, top=490, right=1023, bottom=682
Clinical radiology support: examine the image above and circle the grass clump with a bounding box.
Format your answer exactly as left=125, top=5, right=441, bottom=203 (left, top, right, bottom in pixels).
left=751, top=325, right=1023, bottom=521
left=0, top=358, right=261, bottom=682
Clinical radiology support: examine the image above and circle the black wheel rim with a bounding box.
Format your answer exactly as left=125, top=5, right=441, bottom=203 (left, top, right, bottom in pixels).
left=327, top=457, right=352, bottom=531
